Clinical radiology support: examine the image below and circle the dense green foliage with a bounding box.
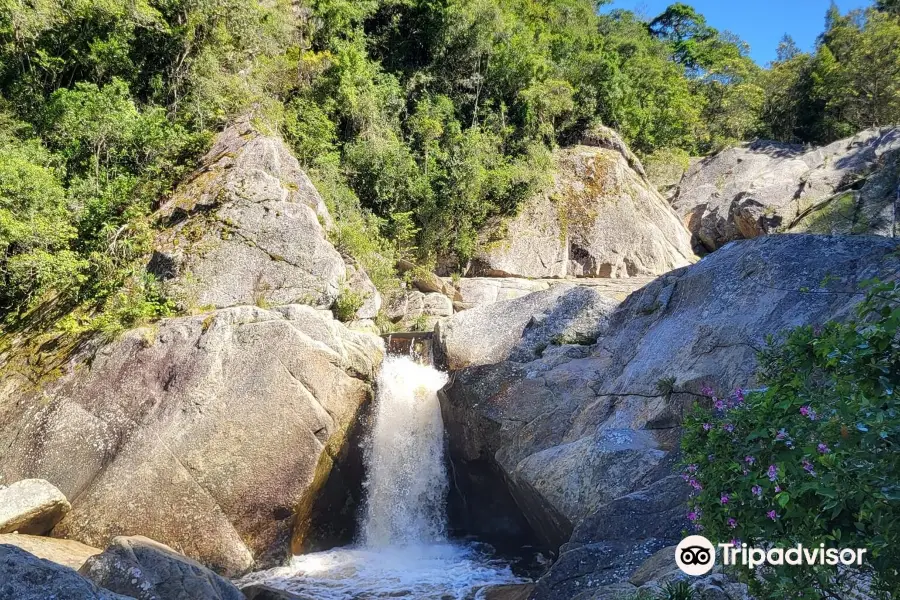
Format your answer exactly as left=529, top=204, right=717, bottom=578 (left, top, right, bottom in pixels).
left=682, top=280, right=900, bottom=597
left=0, top=0, right=898, bottom=337
left=758, top=6, right=900, bottom=143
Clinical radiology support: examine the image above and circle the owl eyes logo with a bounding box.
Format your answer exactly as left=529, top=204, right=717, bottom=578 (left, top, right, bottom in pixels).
left=676, top=535, right=716, bottom=576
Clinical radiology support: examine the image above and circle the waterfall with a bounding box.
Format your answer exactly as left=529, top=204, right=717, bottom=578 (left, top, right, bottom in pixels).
left=237, top=353, right=524, bottom=599
left=361, top=356, right=449, bottom=547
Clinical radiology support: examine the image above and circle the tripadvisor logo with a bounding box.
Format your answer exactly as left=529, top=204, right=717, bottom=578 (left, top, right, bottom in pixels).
left=675, top=535, right=868, bottom=576
left=676, top=535, right=716, bottom=576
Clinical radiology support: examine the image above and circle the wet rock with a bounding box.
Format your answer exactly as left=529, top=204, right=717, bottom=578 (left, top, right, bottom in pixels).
left=0, top=479, right=70, bottom=535
left=240, top=584, right=308, bottom=600
left=0, top=533, right=100, bottom=571
left=0, top=544, right=133, bottom=600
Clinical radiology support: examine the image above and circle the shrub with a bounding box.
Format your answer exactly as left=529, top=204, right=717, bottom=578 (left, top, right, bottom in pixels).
left=333, top=285, right=366, bottom=322
left=681, top=279, right=900, bottom=597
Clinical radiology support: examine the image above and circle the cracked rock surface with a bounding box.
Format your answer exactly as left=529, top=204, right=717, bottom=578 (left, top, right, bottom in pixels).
left=438, top=234, right=900, bottom=599
left=0, top=305, right=383, bottom=576
left=150, top=117, right=378, bottom=319
left=671, top=127, right=900, bottom=252
left=471, top=127, right=696, bottom=279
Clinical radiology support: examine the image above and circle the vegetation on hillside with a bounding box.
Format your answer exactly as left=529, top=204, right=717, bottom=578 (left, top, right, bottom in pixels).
left=0, top=0, right=898, bottom=338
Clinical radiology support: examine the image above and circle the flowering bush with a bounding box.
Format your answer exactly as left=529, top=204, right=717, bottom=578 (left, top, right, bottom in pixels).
left=681, top=280, right=900, bottom=598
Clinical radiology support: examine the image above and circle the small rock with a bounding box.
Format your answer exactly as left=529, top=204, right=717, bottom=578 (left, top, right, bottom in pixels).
left=79, top=536, right=244, bottom=600
left=0, top=479, right=70, bottom=535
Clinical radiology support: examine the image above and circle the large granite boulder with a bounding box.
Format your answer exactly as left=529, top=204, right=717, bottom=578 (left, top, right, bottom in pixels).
left=671, top=127, right=900, bottom=252
left=0, top=544, right=133, bottom=600
left=439, top=234, right=900, bottom=598
left=150, top=118, right=377, bottom=320
left=435, top=285, right=618, bottom=371
left=79, top=536, right=244, bottom=600
left=471, top=128, right=695, bottom=279
left=0, top=305, right=383, bottom=576
left=0, top=478, right=70, bottom=534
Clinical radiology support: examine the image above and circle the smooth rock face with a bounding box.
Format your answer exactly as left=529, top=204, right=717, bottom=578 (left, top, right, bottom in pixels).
left=435, top=285, right=618, bottom=372
left=0, top=479, right=70, bottom=535
left=0, top=305, right=383, bottom=576
left=151, top=118, right=348, bottom=312
left=472, top=132, right=695, bottom=279
left=671, top=127, right=900, bottom=251
left=79, top=536, right=244, bottom=600
left=439, top=235, right=900, bottom=597
left=0, top=533, right=100, bottom=571
left=0, top=544, right=133, bottom=600
left=453, top=278, right=552, bottom=311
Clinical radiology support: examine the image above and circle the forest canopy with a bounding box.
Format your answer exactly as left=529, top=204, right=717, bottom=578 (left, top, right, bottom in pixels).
left=0, top=0, right=898, bottom=335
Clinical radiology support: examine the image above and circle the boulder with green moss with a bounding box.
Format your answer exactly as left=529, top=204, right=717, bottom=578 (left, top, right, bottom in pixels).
left=671, top=127, right=900, bottom=252
left=471, top=129, right=695, bottom=279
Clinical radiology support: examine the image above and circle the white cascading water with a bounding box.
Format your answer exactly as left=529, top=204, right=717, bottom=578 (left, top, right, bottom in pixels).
left=361, top=355, right=450, bottom=546
left=237, top=355, right=524, bottom=599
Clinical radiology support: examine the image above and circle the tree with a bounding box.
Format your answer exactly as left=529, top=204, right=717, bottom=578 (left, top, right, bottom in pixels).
left=776, top=34, right=801, bottom=62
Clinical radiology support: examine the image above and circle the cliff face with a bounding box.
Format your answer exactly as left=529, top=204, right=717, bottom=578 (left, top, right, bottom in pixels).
left=471, top=127, right=696, bottom=279
left=671, top=127, right=900, bottom=252
left=0, top=121, right=385, bottom=575
left=439, top=234, right=900, bottom=598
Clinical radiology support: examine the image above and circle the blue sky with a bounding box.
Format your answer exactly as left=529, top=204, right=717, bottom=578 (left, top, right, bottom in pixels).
left=602, top=1, right=873, bottom=66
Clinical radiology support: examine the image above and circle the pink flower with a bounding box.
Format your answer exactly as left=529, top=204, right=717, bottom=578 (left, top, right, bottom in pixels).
left=745, top=456, right=756, bottom=465
left=721, top=493, right=730, bottom=504
left=802, top=458, right=817, bottom=476
left=689, top=479, right=703, bottom=491
left=733, top=388, right=745, bottom=404
left=727, top=518, right=738, bottom=529
left=688, top=510, right=700, bottom=522
left=800, top=406, right=810, bottom=417
left=723, top=423, right=735, bottom=433
left=775, top=485, right=782, bottom=493
left=687, top=464, right=699, bottom=473
left=767, top=465, right=778, bottom=481
left=701, top=385, right=714, bottom=396
left=817, top=443, right=830, bottom=454
left=714, top=399, right=725, bottom=410
left=751, top=485, right=762, bottom=497
left=767, top=510, right=778, bottom=520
